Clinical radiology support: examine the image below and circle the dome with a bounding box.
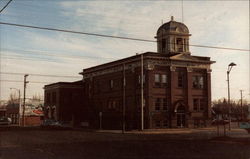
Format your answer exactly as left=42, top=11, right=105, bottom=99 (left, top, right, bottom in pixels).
left=157, top=17, right=189, bottom=36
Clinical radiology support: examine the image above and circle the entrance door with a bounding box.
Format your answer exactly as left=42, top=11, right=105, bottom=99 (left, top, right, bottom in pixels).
left=177, top=113, right=185, bottom=127
left=176, top=105, right=186, bottom=128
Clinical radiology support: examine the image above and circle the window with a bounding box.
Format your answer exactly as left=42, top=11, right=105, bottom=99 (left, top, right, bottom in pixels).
left=163, top=120, right=168, bottom=127
left=162, top=39, right=166, bottom=51
left=155, top=120, right=161, bottom=128
left=200, top=99, right=205, bottom=111
left=193, top=99, right=206, bottom=111
left=138, top=74, right=145, bottom=84
left=154, top=74, right=160, bottom=85
left=176, top=38, right=183, bottom=52
left=162, top=99, right=168, bottom=111
left=110, top=80, right=114, bottom=89
left=154, top=74, right=167, bottom=87
left=193, top=99, right=199, bottom=111
left=178, top=73, right=184, bottom=88
left=192, top=76, right=204, bottom=89
left=155, top=98, right=161, bottom=111
left=154, top=74, right=161, bottom=87
left=161, top=74, right=167, bottom=87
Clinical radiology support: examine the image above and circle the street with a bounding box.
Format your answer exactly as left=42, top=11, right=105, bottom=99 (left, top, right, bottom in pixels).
left=1, top=127, right=250, bottom=159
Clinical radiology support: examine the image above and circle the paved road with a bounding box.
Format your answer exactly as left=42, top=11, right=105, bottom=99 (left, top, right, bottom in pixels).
left=1, top=127, right=250, bottom=159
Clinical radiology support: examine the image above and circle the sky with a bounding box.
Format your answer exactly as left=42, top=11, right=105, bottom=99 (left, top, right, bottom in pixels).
left=0, top=0, right=249, bottom=102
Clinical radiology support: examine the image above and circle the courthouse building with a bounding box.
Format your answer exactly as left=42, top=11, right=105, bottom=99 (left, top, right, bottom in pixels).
left=44, top=17, right=215, bottom=129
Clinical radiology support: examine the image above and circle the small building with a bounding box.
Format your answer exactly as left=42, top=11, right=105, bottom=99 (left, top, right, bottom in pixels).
left=0, top=108, right=6, bottom=118
left=44, top=81, right=84, bottom=126
left=6, top=104, right=19, bottom=124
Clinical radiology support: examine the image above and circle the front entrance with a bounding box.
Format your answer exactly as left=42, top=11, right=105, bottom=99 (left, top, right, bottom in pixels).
left=177, top=113, right=185, bottom=127
left=176, top=104, right=186, bottom=128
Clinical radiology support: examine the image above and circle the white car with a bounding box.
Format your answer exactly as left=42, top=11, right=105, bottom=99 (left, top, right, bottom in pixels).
left=0, top=117, right=12, bottom=125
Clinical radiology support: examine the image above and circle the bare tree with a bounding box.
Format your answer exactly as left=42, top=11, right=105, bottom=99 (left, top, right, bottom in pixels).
left=212, top=98, right=249, bottom=121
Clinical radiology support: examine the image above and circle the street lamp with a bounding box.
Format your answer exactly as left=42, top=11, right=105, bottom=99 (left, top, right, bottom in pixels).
left=227, top=62, right=236, bottom=130
left=10, top=88, right=21, bottom=126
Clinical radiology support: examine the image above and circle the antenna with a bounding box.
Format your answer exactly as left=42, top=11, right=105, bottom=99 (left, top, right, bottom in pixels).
left=182, top=0, right=184, bottom=22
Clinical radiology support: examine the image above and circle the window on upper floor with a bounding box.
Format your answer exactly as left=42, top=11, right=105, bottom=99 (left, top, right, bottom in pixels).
left=138, top=74, right=145, bottom=84
left=192, top=75, right=204, bottom=89
left=110, top=79, right=114, bottom=89
left=161, top=74, right=167, bottom=87
left=177, top=73, right=184, bottom=88
left=154, top=74, right=167, bottom=87
left=154, top=74, right=160, bottom=87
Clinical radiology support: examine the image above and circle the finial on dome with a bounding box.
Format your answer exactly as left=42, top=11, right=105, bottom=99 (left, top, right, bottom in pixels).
left=171, top=16, right=174, bottom=21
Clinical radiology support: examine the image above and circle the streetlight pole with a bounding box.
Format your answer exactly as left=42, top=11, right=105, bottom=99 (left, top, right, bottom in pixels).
left=10, top=88, right=21, bottom=126
left=227, top=62, right=236, bottom=131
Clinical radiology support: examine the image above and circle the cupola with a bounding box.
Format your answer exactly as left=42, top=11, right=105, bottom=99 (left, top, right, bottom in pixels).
left=155, top=16, right=191, bottom=55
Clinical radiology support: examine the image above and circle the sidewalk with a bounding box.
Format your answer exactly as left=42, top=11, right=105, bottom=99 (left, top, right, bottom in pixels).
left=95, top=126, right=250, bottom=139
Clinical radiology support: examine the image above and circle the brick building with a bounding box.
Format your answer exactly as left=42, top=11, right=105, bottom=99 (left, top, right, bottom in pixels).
left=44, top=81, right=84, bottom=126
left=44, top=17, right=215, bottom=129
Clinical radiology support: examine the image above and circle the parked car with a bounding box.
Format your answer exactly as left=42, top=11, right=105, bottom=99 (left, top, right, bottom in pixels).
left=0, top=117, right=12, bottom=125
left=211, top=119, right=229, bottom=125
left=41, top=119, right=61, bottom=127
left=41, top=119, right=72, bottom=129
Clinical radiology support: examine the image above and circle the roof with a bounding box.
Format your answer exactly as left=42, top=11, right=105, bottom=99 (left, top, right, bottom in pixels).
left=156, top=18, right=190, bottom=36
left=80, top=52, right=215, bottom=75
left=44, top=80, right=83, bottom=89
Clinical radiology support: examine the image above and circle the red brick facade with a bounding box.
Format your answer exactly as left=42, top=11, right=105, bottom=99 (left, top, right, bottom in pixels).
left=81, top=52, right=214, bottom=129
left=44, top=81, right=84, bottom=126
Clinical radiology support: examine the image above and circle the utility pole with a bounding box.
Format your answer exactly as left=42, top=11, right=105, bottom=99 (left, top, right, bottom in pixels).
left=240, top=90, right=243, bottom=121
left=122, top=63, right=126, bottom=133
left=141, top=54, right=144, bottom=131
left=22, top=74, right=29, bottom=126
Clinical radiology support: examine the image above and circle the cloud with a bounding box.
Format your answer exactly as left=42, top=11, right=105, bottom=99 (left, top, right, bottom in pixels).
left=0, top=1, right=249, bottom=101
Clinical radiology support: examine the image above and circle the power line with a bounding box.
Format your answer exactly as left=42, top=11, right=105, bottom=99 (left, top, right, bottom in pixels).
left=0, top=0, right=13, bottom=13
left=0, top=21, right=249, bottom=52
left=0, top=72, right=82, bottom=78
left=0, top=80, right=50, bottom=84
left=0, top=21, right=155, bottom=42
left=1, top=48, right=117, bottom=60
